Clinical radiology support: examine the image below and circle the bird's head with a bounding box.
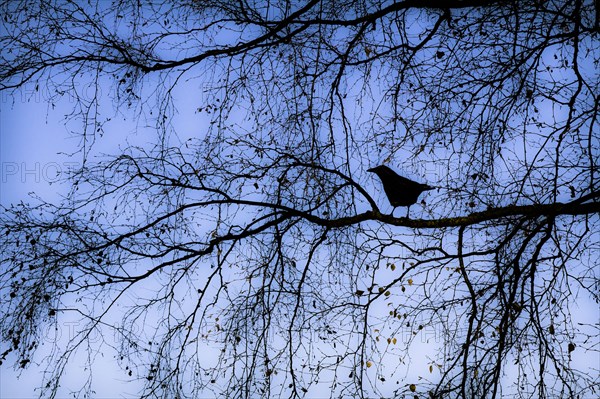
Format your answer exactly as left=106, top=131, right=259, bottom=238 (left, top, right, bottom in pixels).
left=367, top=165, right=393, bottom=176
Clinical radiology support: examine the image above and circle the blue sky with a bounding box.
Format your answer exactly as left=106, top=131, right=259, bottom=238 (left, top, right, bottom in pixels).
left=2, top=74, right=598, bottom=399
left=1, top=3, right=599, bottom=398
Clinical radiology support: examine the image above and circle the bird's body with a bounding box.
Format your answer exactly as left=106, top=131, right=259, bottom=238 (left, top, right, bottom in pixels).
left=367, top=165, right=434, bottom=215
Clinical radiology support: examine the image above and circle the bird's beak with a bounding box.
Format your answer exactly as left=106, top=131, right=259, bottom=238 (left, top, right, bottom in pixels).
left=367, top=168, right=375, bottom=173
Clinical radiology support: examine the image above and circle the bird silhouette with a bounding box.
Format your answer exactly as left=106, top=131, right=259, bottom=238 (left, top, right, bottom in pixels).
left=367, top=165, right=435, bottom=216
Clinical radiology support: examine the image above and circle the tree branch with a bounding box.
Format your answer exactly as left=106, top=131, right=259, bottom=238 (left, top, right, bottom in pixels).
left=300, top=194, right=600, bottom=229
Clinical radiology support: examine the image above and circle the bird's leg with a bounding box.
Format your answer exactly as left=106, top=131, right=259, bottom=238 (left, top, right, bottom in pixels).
left=406, top=206, right=410, bottom=218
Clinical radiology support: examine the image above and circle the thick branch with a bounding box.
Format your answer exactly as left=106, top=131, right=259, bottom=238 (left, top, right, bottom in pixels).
left=301, top=197, right=600, bottom=229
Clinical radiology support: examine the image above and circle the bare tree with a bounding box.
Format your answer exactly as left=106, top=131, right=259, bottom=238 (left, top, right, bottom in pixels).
left=1, top=1, right=599, bottom=398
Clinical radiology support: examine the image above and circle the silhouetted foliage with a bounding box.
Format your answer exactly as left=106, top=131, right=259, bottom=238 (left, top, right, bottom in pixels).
left=1, top=1, right=599, bottom=398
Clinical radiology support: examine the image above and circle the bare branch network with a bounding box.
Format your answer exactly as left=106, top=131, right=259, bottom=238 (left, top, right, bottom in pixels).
left=1, top=1, right=599, bottom=398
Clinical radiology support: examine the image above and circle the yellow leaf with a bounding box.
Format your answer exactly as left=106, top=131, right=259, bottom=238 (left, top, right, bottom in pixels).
left=408, top=279, right=413, bottom=285
left=390, top=264, right=396, bottom=271
left=429, top=365, right=433, bottom=373
left=392, top=337, right=397, bottom=345
left=409, top=383, right=416, bottom=392
left=366, top=361, right=373, bottom=368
